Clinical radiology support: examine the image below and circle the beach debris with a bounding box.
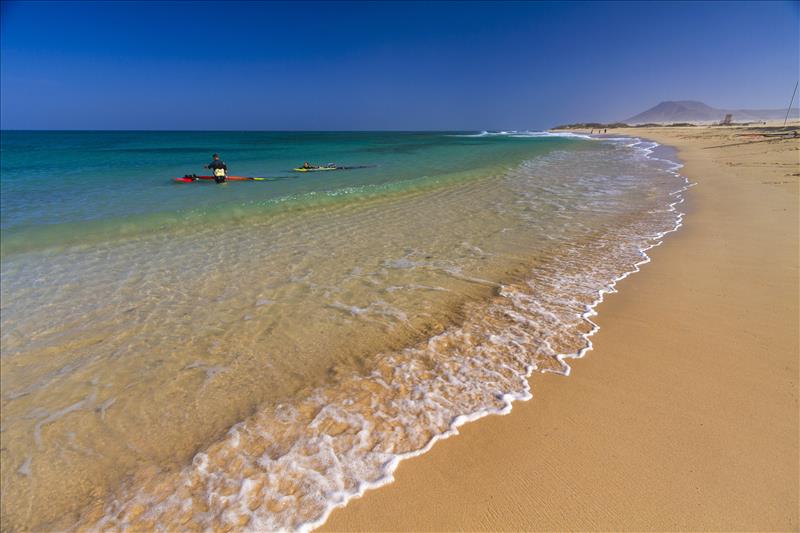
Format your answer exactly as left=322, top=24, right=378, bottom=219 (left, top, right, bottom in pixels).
left=17, top=457, right=32, bottom=477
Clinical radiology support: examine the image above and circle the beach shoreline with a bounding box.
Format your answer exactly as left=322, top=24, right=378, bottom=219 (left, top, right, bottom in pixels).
left=320, top=125, right=799, bottom=531
left=0, top=132, right=687, bottom=531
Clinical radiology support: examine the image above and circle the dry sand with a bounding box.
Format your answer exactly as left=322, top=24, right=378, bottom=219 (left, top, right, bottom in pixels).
left=321, top=125, right=799, bottom=531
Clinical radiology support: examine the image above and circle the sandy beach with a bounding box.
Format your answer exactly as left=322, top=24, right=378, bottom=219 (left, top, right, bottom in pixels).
left=3, top=2, right=798, bottom=531
left=321, top=124, right=799, bottom=531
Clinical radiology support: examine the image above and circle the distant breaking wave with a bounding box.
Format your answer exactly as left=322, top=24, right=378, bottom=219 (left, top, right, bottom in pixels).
left=450, top=130, right=593, bottom=139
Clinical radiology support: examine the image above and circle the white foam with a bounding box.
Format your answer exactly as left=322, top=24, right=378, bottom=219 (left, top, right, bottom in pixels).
left=450, top=130, right=593, bottom=140
left=298, top=137, right=694, bottom=531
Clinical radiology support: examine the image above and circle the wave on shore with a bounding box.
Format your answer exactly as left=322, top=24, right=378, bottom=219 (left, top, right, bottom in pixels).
left=71, top=139, right=690, bottom=532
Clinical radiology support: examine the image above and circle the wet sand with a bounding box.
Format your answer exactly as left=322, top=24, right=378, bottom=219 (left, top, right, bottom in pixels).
left=321, top=125, right=799, bottom=531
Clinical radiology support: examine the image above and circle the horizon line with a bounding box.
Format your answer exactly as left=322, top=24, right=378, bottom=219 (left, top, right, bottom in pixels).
left=0, top=128, right=528, bottom=133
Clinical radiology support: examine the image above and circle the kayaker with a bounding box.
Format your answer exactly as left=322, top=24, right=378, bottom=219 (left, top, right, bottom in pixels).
left=302, top=162, right=317, bottom=170
left=206, top=154, right=228, bottom=183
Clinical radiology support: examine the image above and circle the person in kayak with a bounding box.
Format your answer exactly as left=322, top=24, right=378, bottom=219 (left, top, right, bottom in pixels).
left=301, top=162, right=318, bottom=170
left=206, top=154, right=228, bottom=183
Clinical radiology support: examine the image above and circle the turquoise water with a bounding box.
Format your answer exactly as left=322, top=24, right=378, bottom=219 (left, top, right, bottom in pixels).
left=0, top=131, right=687, bottom=531
left=1, top=131, right=581, bottom=254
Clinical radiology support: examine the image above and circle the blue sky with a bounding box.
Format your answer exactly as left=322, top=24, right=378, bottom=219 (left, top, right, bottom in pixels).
left=1, top=0, right=798, bottom=130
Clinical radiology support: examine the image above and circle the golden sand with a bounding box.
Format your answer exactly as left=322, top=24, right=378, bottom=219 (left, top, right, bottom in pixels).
left=320, top=124, right=800, bottom=531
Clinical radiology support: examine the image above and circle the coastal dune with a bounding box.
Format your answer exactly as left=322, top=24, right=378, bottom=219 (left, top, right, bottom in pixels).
left=321, top=125, right=799, bottom=531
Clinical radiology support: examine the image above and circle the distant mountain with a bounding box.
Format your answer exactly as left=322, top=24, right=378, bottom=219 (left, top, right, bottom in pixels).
left=624, top=100, right=800, bottom=124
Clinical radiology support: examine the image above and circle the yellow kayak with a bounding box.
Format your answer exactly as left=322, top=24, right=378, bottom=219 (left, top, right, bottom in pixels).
left=293, top=166, right=337, bottom=172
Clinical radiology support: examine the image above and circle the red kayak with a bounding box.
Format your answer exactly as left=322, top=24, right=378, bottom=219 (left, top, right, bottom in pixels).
left=174, top=175, right=265, bottom=183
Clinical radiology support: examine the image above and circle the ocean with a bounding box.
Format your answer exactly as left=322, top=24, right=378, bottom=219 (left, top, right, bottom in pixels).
left=0, top=130, right=687, bottom=531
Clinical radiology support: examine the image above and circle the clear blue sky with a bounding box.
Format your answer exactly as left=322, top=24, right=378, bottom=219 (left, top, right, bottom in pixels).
left=1, top=0, right=798, bottom=130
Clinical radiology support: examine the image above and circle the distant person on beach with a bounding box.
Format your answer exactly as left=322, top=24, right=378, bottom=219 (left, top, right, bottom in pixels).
left=206, top=154, right=228, bottom=183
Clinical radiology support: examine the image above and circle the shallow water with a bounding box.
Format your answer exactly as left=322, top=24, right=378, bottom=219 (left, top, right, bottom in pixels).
left=0, top=131, right=685, bottom=531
